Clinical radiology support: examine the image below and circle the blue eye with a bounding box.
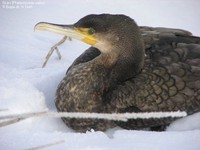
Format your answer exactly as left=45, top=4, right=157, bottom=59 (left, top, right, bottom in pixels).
left=88, top=28, right=95, bottom=35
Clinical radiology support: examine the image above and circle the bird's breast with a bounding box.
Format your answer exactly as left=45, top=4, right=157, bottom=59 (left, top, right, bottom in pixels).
left=55, top=62, right=111, bottom=113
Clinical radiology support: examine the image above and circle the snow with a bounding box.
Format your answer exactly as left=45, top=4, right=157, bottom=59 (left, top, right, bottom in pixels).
left=0, top=0, right=200, bottom=149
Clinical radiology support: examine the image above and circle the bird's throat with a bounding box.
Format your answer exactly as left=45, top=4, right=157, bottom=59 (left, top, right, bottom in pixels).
left=97, top=53, right=119, bottom=68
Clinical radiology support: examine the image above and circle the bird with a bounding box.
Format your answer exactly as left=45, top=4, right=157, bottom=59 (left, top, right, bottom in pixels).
left=35, top=14, right=200, bottom=132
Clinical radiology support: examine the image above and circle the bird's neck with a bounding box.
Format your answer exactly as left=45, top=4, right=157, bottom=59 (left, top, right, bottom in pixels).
left=94, top=33, right=145, bottom=83
left=94, top=46, right=144, bottom=84
left=96, top=52, right=119, bottom=68
left=114, top=53, right=143, bottom=83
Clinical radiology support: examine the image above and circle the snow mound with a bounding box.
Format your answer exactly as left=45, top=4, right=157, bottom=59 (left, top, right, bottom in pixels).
left=0, top=78, right=46, bottom=114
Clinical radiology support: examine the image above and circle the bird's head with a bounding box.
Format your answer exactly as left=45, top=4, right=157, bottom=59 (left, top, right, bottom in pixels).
left=35, top=14, right=144, bottom=56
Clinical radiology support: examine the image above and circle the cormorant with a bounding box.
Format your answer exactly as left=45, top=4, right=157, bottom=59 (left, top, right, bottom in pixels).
left=35, top=14, right=200, bottom=132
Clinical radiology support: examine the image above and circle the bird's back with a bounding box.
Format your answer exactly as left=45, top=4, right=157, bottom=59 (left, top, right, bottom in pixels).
left=140, top=26, right=200, bottom=114
left=108, top=27, right=200, bottom=130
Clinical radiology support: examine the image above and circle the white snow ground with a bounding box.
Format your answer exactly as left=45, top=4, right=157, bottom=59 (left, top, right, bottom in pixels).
left=0, top=0, right=200, bottom=149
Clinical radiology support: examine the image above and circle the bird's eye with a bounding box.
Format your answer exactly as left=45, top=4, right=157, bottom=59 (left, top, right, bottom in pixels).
left=88, top=28, right=95, bottom=35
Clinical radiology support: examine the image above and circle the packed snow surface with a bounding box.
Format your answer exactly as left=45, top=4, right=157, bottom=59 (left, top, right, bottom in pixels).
left=0, top=0, right=200, bottom=149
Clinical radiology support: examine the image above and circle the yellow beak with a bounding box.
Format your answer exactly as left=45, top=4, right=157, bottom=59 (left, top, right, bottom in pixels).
left=34, top=22, right=97, bottom=45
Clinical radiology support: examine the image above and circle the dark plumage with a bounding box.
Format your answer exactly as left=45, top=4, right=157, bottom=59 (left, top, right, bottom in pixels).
left=35, top=14, right=200, bottom=132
